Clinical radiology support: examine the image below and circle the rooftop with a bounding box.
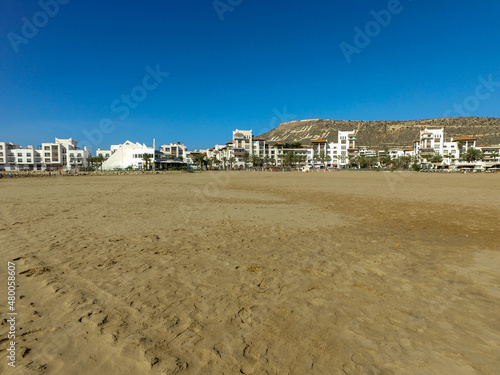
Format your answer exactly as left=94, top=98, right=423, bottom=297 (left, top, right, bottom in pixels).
left=312, top=138, right=327, bottom=143
left=453, top=135, right=477, bottom=141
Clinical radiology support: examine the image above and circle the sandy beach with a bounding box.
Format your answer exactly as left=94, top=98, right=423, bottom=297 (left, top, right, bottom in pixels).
left=1, top=171, right=499, bottom=374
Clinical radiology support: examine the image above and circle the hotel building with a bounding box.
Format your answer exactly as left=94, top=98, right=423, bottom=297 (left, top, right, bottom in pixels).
left=0, top=138, right=90, bottom=171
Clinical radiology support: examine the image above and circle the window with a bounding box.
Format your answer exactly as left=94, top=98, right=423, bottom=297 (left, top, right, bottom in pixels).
left=27, top=159, right=31, bottom=163
left=44, top=146, right=50, bottom=150
left=0, top=145, right=2, bottom=150
left=18, top=153, right=22, bottom=157
left=45, top=158, right=50, bottom=163
left=45, top=153, right=50, bottom=157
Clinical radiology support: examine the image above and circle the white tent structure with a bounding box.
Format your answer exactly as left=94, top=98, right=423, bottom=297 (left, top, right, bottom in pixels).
left=101, top=141, right=155, bottom=170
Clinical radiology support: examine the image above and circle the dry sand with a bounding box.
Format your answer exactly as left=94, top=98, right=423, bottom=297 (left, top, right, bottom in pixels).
left=0, top=171, right=499, bottom=374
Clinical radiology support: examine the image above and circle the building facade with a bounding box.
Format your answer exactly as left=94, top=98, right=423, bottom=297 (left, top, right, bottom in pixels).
left=0, top=138, right=90, bottom=171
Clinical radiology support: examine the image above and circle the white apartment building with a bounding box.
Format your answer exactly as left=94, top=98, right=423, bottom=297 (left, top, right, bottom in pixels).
left=160, top=142, right=187, bottom=159
left=413, top=128, right=445, bottom=157
left=95, top=148, right=113, bottom=160
left=412, top=129, right=481, bottom=165
left=478, top=144, right=500, bottom=161
left=308, top=130, right=358, bottom=168
left=207, top=130, right=286, bottom=169
left=0, top=138, right=90, bottom=171
left=451, top=135, right=477, bottom=151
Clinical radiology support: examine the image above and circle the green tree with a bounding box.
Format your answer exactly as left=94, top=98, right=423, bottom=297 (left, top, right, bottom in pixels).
left=142, top=153, right=152, bottom=170
left=192, top=153, right=206, bottom=169
left=461, top=147, right=484, bottom=162
left=242, top=152, right=250, bottom=170
left=430, top=155, right=443, bottom=163
left=348, top=156, right=359, bottom=169
left=251, top=154, right=263, bottom=170
left=91, top=155, right=105, bottom=171
left=207, top=157, right=215, bottom=171
left=319, top=151, right=330, bottom=168
left=284, top=151, right=297, bottom=170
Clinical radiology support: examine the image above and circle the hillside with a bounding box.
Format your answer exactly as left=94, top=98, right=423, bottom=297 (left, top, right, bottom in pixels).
left=259, top=117, right=500, bottom=149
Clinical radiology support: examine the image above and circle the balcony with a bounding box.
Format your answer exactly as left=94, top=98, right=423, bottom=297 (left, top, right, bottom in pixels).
left=420, top=148, right=434, bottom=154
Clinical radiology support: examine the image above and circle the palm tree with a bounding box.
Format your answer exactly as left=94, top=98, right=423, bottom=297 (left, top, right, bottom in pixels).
left=192, top=153, right=206, bottom=169
left=313, top=154, right=319, bottom=167
left=379, top=151, right=391, bottom=168
left=269, top=156, right=277, bottom=168
left=357, top=155, right=367, bottom=169
left=89, top=155, right=106, bottom=171
left=251, top=154, right=260, bottom=171
left=430, top=155, right=443, bottom=163
left=207, top=157, right=215, bottom=171
left=461, top=147, right=484, bottom=162
left=229, top=156, right=236, bottom=170
left=319, top=151, right=330, bottom=169
left=444, top=153, right=455, bottom=162
left=242, top=152, right=250, bottom=170
left=284, top=151, right=297, bottom=170
left=298, top=155, right=307, bottom=168
left=221, top=156, right=228, bottom=170
left=348, top=156, right=358, bottom=169
left=402, top=155, right=412, bottom=169
left=263, top=156, right=270, bottom=168
left=142, top=153, right=152, bottom=170
left=490, top=152, right=499, bottom=161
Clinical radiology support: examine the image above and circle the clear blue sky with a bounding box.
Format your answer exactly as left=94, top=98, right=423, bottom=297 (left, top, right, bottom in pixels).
left=1, top=0, right=499, bottom=151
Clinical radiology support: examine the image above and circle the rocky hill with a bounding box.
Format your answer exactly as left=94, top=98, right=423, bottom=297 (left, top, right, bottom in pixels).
left=259, top=117, right=500, bottom=149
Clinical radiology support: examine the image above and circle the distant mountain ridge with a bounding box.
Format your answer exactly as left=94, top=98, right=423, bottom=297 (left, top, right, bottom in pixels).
left=259, top=117, right=500, bottom=149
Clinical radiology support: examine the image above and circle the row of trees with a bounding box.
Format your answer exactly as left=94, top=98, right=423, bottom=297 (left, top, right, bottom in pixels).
left=193, top=151, right=311, bottom=171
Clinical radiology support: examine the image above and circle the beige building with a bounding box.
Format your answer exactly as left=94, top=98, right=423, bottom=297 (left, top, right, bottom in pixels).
left=160, top=142, right=187, bottom=159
